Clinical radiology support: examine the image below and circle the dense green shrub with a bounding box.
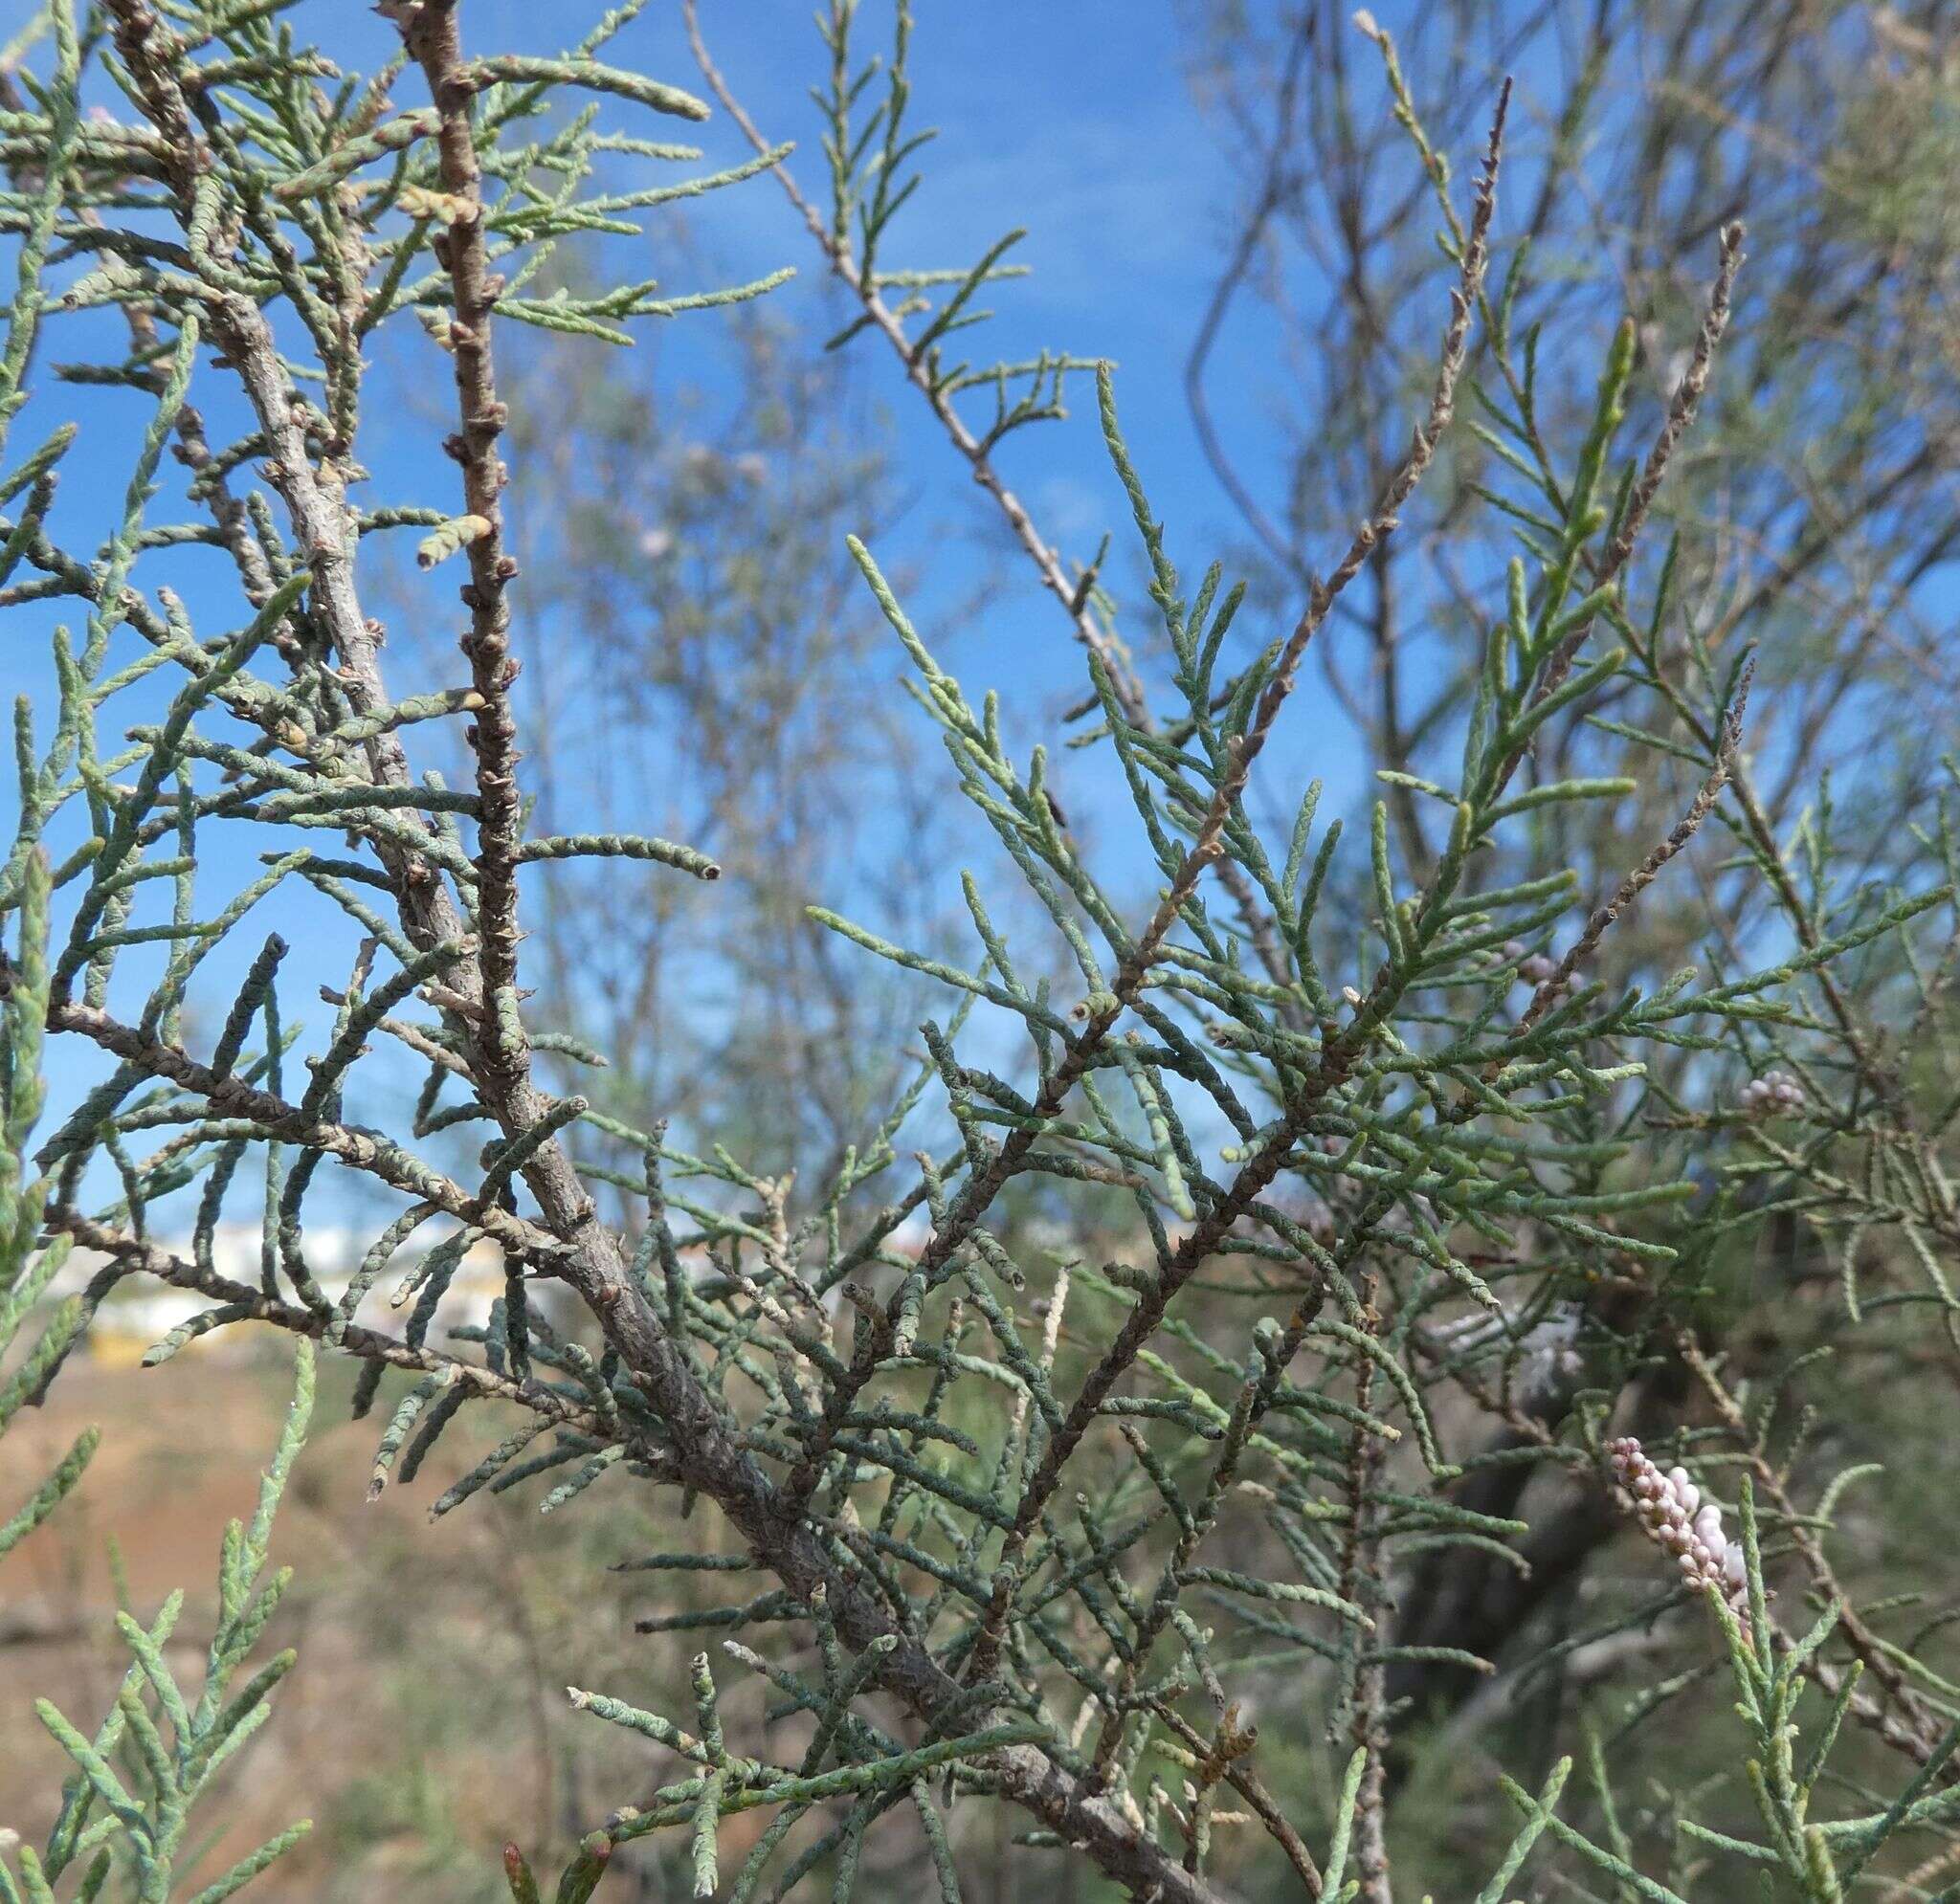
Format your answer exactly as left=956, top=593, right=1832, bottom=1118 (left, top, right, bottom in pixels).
left=2, top=3, right=1957, bottom=1898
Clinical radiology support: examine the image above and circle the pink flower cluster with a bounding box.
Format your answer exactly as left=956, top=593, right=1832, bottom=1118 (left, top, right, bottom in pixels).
left=1607, top=1436, right=1752, bottom=1638
left=1738, top=1070, right=1804, bottom=1118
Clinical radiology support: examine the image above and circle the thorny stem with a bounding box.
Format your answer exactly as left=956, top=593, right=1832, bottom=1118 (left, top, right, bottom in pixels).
left=1494, top=220, right=1746, bottom=789
left=44, top=994, right=566, bottom=1263
left=1518, top=664, right=1749, bottom=1030
left=1151, top=1703, right=1325, bottom=1899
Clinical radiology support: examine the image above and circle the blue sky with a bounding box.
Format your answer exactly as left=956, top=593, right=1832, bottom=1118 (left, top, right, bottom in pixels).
left=0, top=0, right=1362, bottom=789
left=506, top=0, right=1331, bottom=736
left=486, top=0, right=1300, bottom=603
left=0, top=11, right=1345, bottom=910
left=0, top=0, right=1506, bottom=1208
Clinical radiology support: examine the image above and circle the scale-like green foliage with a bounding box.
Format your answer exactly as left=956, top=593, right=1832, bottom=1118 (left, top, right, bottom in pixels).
left=0, top=2, right=1955, bottom=1899
left=2, top=797, right=310, bottom=1904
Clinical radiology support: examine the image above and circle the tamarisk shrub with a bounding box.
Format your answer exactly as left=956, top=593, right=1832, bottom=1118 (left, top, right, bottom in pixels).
left=1, top=1, right=1956, bottom=1898
left=3, top=843, right=314, bottom=1900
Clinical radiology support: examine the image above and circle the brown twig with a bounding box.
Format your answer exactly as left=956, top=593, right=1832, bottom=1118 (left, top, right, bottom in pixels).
left=46, top=1212, right=612, bottom=1434
left=1152, top=1702, right=1325, bottom=1898
left=1339, top=1273, right=1393, bottom=1904
left=401, top=0, right=530, bottom=1101
left=680, top=0, right=1150, bottom=725
left=1519, top=657, right=1750, bottom=1029
left=1519, top=220, right=1746, bottom=732
left=966, top=87, right=1509, bottom=1654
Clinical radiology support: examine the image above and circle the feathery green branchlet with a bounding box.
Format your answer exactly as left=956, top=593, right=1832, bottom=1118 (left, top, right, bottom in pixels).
left=0, top=2, right=1954, bottom=1900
